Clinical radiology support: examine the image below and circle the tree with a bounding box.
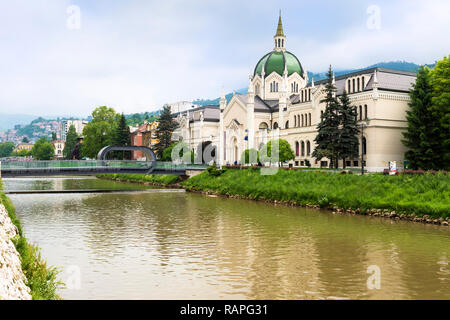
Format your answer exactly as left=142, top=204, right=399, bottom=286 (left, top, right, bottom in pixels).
left=312, top=65, right=341, bottom=168
left=338, top=90, right=360, bottom=168
left=154, top=105, right=179, bottom=158
left=51, top=132, right=57, bottom=141
left=0, top=142, right=15, bottom=158
left=260, top=139, right=295, bottom=165
left=82, top=106, right=118, bottom=159
left=161, top=141, right=194, bottom=163
left=32, top=137, right=54, bottom=160
left=63, top=125, right=78, bottom=159
left=402, top=66, right=443, bottom=170
left=112, top=113, right=131, bottom=159
left=22, top=137, right=29, bottom=143
left=429, top=56, right=450, bottom=169
left=241, top=148, right=259, bottom=165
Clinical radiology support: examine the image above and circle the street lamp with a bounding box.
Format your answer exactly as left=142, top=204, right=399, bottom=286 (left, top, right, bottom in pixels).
left=360, top=118, right=370, bottom=175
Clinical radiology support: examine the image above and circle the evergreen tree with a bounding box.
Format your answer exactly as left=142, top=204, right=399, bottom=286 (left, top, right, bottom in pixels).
left=312, top=65, right=341, bottom=168
left=154, top=105, right=179, bottom=158
left=338, top=90, right=360, bottom=168
left=111, top=113, right=130, bottom=159
left=63, top=125, right=78, bottom=159
left=402, top=66, right=443, bottom=170
left=430, top=56, right=450, bottom=169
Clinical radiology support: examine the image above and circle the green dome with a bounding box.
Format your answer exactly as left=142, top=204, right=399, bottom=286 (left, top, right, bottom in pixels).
left=254, top=51, right=304, bottom=78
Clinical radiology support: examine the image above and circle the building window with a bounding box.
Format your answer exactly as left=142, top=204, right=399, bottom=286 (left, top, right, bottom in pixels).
left=364, top=104, right=368, bottom=120
left=348, top=79, right=351, bottom=93
left=362, top=77, right=365, bottom=90
left=357, top=78, right=360, bottom=92
left=273, top=122, right=278, bottom=129
left=301, top=91, right=304, bottom=102
left=309, top=89, right=311, bottom=101
left=275, top=82, right=278, bottom=92
left=306, top=141, right=311, bottom=156
left=270, top=82, right=273, bottom=92
left=295, top=141, right=299, bottom=156
left=300, top=161, right=304, bottom=166
left=320, top=161, right=328, bottom=168
left=301, top=114, right=304, bottom=127
left=285, top=120, right=289, bottom=129
left=353, top=160, right=359, bottom=167
left=359, top=106, right=362, bottom=120
left=295, top=161, right=299, bottom=166
left=309, top=113, right=311, bottom=126
left=301, top=141, right=305, bottom=156
left=352, top=79, right=355, bottom=93
left=346, top=160, right=351, bottom=167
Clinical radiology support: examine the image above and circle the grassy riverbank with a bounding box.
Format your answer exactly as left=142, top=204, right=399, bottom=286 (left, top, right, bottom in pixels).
left=96, top=173, right=180, bottom=186
left=0, top=181, right=62, bottom=300
left=181, top=168, right=450, bottom=219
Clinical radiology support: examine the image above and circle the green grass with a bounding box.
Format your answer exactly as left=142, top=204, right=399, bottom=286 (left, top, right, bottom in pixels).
left=0, top=181, right=63, bottom=300
left=96, top=173, right=180, bottom=186
left=181, top=168, right=450, bottom=218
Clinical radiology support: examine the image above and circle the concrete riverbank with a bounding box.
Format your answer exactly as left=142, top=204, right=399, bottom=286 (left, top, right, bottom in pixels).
left=0, top=203, right=31, bottom=300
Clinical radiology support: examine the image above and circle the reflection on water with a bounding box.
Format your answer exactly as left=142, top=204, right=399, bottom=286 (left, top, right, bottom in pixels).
left=4, top=178, right=450, bottom=299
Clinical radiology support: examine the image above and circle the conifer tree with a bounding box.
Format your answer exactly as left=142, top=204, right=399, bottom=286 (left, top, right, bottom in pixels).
left=312, top=65, right=341, bottom=168
left=402, top=66, right=443, bottom=170
left=63, top=125, right=78, bottom=159
left=154, top=105, right=179, bottom=158
left=112, top=113, right=131, bottom=159
left=338, top=90, right=359, bottom=168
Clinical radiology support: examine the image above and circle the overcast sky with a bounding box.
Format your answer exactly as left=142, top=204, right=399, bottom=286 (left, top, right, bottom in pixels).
left=0, top=0, right=449, bottom=117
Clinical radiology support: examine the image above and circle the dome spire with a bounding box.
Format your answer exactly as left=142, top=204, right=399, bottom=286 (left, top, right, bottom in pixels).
left=275, top=10, right=285, bottom=37
left=273, top=11, right=286, bottom=52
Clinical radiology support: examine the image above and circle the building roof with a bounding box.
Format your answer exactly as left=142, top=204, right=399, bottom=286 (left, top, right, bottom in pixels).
left=254, top=51, right=304, bottom=78
left=307, top=67, right=416, bottom=94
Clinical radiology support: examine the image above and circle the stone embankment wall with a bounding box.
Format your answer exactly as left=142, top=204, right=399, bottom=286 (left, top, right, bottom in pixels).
left=0, top=203, right=31, bottom=300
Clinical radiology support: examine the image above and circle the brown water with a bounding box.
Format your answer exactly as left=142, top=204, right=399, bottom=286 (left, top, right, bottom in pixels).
left=3, top=177, right=450, bottom=300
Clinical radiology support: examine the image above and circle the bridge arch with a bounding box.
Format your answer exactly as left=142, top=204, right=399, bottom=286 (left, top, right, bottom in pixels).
left=97, top=146, right=157, bottom=173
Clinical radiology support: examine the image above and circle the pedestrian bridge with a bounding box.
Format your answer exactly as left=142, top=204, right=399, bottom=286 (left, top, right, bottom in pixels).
left=0, top=146, right=208, bottom=177
left=0, top=160, right=208, bottom=177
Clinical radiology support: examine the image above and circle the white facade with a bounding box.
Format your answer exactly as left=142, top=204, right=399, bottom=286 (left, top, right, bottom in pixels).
left=61, top=120, right=87, bottom=141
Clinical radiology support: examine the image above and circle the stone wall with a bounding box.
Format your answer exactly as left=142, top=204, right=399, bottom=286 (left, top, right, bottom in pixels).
left=0, top=203, right=31, bottom=300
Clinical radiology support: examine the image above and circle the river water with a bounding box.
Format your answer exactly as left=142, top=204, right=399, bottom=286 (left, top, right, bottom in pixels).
left=3, top=177, right=449, bottom=300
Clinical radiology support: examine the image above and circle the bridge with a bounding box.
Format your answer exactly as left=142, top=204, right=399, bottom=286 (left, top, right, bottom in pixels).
left=0, top=146, right=208, bottom=177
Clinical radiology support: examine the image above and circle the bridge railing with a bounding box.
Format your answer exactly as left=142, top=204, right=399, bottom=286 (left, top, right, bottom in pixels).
left=0, top=160, right=152, bottom=170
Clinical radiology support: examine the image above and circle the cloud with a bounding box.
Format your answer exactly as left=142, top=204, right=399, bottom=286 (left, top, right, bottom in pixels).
left=0, top=0, right=448, bottom=117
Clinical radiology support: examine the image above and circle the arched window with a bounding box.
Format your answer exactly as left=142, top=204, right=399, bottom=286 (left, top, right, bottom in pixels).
left=294, top=115, right=297, bottom=127
left=301, top=91, right=304, bottom=102
left=301, top=114, right=304, bottom=127
left=295, top=141, right=299, bottom=156
left=285, top=120, right=289, bottom=129
left=357, top=78, right=360, bottom=92
left=270, top=83, right=273, bottom=92
left=278, top=39, right=281, bottom=48
left=309, top=113, right=311, bottom=126
left=273, top=122, right=278, bottom=129
left=348, top=79, right=351, bottom=93
left=301, top=141, right=305, bottom=156
left=282, top=39, right=284, bottom=47
left=309, top=89, right=311, bottom=101
left=296, top=83, right=299, bottom=92
left=364, top=104, right=368, bottom=120
left=359, top=106, right=362, bottom=120
left=362, top=77, right=365, bottom=90
left=307, top=141, right=311, bottom=156
left=275, top=82, right=278, bottom=92
left=362, top=137, right=367, bottom=155
left=259, top=122, right=269, bottom=130
left=291, top=83, right=293, bottom=92
left=352, top=79, right=355, bottom=93
left=297, top=115, right=300, bottom=127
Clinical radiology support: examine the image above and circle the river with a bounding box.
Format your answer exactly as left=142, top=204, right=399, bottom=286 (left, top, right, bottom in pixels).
left=3, top=177, right=449, bottom=299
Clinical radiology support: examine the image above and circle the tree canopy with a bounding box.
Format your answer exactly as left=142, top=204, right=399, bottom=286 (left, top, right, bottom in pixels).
left=0, top=142, right=15, bottom=158
left=154, top=105, right=179, bottom=158
left=63, top=125, right=78, bottom=159
left=32, top=137, right=54, bottom=160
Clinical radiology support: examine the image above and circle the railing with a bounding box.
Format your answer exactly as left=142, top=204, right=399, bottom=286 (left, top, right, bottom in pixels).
left=0, top=160, right=209, bottom=171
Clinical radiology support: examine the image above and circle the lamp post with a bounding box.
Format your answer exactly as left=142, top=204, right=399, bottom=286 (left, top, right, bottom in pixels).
left=360, top=118, right=370, bottom=175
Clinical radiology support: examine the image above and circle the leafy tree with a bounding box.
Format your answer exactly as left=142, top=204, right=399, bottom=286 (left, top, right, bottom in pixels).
left=51, top=132, right=57, bottom=141
left=161, top=141, right=194, bottom=163
left=22, top=137, right=29, bottom=143
left=241, top=148, right=259, bottom=165
left=429, top=56, right=450, bottom=169
left=0, top=142, right=15, bottom=157
left=260, top=139, right=295, bottom=165
left=82, top=106, right=119, bottom=159
left=17, top=149, right=32, bottom=157
left=63, top=125, right=78, bottom=159
left=312, top=65, right=341, bottom=168
left=32, top=137, right=54, bottom=160
left=338, top=90, right=360, bottom=168
left=154, top=105, right=179, bottom=158
left=402, top=66, right=443, bottom=170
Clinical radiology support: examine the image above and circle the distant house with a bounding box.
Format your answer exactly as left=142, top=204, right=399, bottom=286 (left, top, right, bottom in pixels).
left=130, top=121, right=159, bottom=160
left=52, top=140, right=65, bottom=159
left=14, top=143, right=34, bottom=153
